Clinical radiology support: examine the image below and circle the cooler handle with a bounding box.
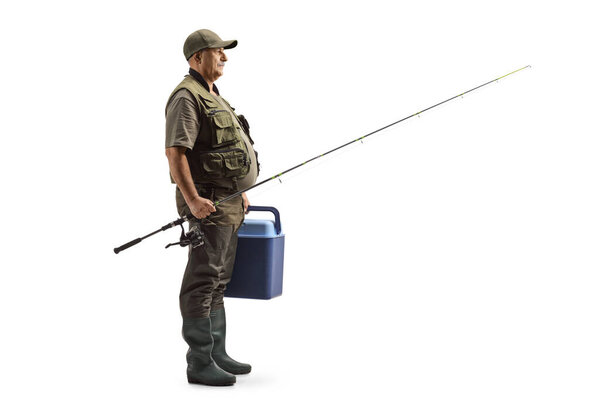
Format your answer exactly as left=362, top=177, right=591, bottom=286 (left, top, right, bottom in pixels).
left=246, top=205, right=282, bottom=235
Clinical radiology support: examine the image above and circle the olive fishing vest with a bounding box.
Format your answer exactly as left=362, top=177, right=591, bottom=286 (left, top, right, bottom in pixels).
left=167, top=75, right=251, bottom=190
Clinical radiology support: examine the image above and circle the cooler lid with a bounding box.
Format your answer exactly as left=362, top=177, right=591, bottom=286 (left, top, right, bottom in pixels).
left=238, top=219, right=282, bottom=237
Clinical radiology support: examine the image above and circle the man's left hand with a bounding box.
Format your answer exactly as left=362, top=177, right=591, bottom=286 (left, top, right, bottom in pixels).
left=241, top=192, right=250, bottom=214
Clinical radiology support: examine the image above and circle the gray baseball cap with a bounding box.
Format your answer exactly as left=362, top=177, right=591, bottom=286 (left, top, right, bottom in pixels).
left=183, top=29, right=237, bottom=60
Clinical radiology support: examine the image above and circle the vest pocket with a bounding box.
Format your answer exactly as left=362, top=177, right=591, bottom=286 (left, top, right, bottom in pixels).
left=210, top=111, right=239, bottom=148
left=197, top=148, right=249, bottom=179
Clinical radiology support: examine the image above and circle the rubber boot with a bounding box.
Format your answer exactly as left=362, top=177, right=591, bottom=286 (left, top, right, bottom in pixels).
left=209, top=308, right=252, bottom=375
left=182, top=317, right=236, bottom=386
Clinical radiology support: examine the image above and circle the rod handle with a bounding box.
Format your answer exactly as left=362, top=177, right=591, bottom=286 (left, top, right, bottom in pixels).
left=114, top=238, right=142, bottom=254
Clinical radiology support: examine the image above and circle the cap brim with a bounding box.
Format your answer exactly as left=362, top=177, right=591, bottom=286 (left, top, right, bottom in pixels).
left=211, top=39, right=237, bottom=49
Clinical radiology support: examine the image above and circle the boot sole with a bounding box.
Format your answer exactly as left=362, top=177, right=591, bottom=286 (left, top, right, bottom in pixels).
left=226, top=368, right=251, bottom=375
left=188, top=378, right=235, bottom=386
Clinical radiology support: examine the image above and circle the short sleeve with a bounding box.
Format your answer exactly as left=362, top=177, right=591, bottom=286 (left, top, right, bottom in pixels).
left=165, top=89, right=201, bottom=149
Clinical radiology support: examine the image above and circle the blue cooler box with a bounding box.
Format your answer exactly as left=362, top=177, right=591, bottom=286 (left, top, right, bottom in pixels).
left=225, top=206, right=285, bottom=300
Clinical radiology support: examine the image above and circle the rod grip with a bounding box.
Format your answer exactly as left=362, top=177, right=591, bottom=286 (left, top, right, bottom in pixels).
left=114, top=238, right=142, bottom=254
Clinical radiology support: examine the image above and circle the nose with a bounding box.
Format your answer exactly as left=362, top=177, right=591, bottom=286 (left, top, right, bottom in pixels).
left=221, top=51, right=228, bottom=62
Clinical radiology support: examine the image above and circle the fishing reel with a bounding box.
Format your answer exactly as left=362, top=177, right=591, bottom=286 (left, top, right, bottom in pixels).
left=165, top=224, right=204, bottom=249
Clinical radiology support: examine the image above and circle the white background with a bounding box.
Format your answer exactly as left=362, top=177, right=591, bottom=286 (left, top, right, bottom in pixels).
left=1, top=0, right=599, bottom=399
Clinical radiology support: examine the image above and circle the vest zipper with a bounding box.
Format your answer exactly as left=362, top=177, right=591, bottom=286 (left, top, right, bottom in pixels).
left=239, top=131, right=251, bottom=167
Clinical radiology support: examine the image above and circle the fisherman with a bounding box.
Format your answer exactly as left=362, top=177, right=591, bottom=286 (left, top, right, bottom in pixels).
left=165, top=29, right=259, bottom=386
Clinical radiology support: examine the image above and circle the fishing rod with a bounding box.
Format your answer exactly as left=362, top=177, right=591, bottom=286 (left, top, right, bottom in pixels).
left=214, top=65, right=531, bottom=207
left=114, top=216, right=195, bottom=254
left=114, top=65, right=531, bottom=254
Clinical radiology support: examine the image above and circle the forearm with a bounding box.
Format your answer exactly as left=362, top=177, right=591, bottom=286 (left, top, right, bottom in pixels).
left=166, top=148, right=199, bottom=205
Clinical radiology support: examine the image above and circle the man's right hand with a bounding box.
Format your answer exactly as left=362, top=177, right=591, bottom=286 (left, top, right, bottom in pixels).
left=189, top=195, right=216, bottom=219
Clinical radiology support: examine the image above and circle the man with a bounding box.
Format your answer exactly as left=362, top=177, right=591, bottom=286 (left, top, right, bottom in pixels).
left=165, top=29, right=259, bottom=386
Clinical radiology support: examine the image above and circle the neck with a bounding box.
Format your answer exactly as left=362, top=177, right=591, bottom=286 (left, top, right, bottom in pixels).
left=189, top=67, right=220, bottom=96
left=190, top=68, right=215, bottom=93
left=203, top=76, right=215, bottom=93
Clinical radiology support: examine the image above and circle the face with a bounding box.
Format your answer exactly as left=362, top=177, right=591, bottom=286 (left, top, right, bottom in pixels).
left=196, top=47, right=228, bottom=83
